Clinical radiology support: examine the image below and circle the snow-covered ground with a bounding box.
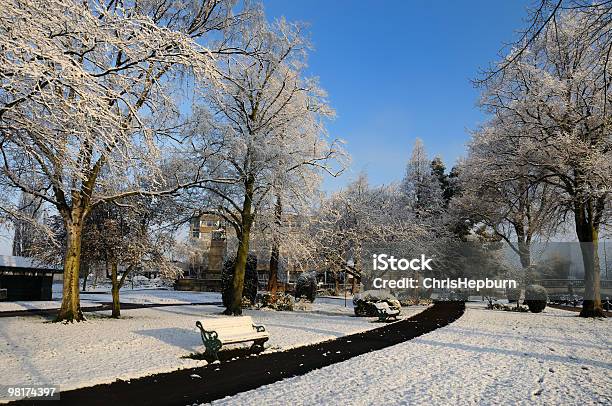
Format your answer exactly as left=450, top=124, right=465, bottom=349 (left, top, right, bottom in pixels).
left=0, top=299, right=102, bottom=312
left=0, top=284, right=359, bottom=313
left=0, top=285, right=221, bottom=312
left=0, top=295, right=425, bottom=395
left=213, top=303, right=611, bottom=405
left=79, top=288, right=222, bottom=305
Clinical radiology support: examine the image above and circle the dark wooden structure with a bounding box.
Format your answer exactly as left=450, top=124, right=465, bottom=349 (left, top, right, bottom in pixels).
left=0, top=256, right=62, bottom=301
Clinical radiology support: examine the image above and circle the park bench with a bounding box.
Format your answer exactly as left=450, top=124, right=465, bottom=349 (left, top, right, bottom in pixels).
left=374, top=301, right=400, bottom=322
left=195, top=316, right=269, bottom=361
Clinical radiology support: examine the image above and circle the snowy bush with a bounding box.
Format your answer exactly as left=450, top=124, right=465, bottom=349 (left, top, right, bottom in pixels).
left=396, top=291, right=431, bottom=306
left=221, top=253, right=258, bottom=308
left=293, top=298, right=312, bottom=311
left=489, top=303, right=529, bottom=312
left=506, top=288, right=521, bottom=303
left=318, top=288, right=335, bottom=296
left=274, top=293, right=295, bottom=311
left=295, top=271, right=317, bottom=302
left=395, top=291, right=414, bottom=306
left=353, top=290, right=401, bottom=317
left=259, top=292, right=294, bottom=311
left=524, top=284, right=547, bottom=313
left=241, top=297, right=254, bottom=309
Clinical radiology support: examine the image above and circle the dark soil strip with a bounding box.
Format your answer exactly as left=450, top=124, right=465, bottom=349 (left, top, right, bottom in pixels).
left=9, top=301, right=465, bottom=406
left=0, top=302, right=222, bottom=318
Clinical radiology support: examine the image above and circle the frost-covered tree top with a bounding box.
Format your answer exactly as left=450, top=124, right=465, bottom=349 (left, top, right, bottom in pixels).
left=188, top=15, right=346, bottom=236
left=477, top=7, right=611, bottom=230
left=0, top=0, right=236, bottom=221
left=401, top=138, right=444, bottom=216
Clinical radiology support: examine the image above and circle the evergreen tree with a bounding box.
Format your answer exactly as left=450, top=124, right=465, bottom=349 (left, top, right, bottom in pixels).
left=402, top=139, right=444, bottom=216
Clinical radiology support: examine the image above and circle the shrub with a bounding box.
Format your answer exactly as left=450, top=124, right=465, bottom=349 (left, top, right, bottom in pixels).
left=318, top=288, right=335, bottom=297
left=524, top=284, right=547, bottom=313
left=506, top=288, right=521, bottom=303
left=221, top=253, right=258, bottom=308
left=395, top=291, right=414, bottom=306
left=395, top=291, right=431, bottom=306
left=293, top=297, right=312, bottom=312
left=353, top=290, right=401, bottom=317
left=295, top=271, right=317, bottom=302
left=259, top=292, right=294, bottom=311
left=275, top=293, right=295, bottom=311
left=241, top=297, right=254, bottom=309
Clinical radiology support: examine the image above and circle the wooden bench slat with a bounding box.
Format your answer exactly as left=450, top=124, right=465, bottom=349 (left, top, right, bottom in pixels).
left=216, top=330, right=269, bottom=339
left=196, top=316, right=255, bottom=329
left=220, top=332, right=269, bottom=344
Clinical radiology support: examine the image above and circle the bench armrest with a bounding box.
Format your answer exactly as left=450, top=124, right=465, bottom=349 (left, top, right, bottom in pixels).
left=253, top=324, right=266, bottom=333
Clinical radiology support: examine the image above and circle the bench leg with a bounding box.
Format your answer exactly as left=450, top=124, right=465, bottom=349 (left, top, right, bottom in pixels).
left=196, top=324, right=222, bottom=362
left=205, top=346, right=220, bottom=362
left=250, top=338, right=268, bottom=354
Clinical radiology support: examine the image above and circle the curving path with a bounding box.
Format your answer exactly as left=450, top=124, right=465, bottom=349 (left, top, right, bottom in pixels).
left=10, top=301, right=465, bottom=406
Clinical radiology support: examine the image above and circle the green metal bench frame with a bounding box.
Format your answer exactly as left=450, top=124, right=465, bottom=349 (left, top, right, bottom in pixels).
left=375, top=302, right=400, bottom=322
left=195, top=320, right=268, bottom=361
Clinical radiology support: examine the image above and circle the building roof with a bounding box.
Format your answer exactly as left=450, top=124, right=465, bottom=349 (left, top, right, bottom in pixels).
left=0, top=255, right=62, bottom=273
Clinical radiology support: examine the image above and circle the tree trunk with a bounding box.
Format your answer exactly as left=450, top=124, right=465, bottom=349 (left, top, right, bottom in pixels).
left=93, top=265, right=99, bottom=289
left=516, top=230, right=531, bottom=309
left=575, top=209, right=603, bottom=317
left=268, top=244, right=280, bottom=294
left=111, top=261, right=121, bottom=318
left=226, top=231, right=251, bottom=315
left=81, top=263, right=89, bottom=292
left=267, top=195, right=282, bottom=294
left=334, top=273, right=340, bottom=295
left=56, top=222, right=85, bottom=322
left=352, top=244, right=362, bottom=294
left=414, top=271, right=420, bottom=301
left=226, top=176, right=255, bottom=315
left=517, top=240, right=531, bottom=268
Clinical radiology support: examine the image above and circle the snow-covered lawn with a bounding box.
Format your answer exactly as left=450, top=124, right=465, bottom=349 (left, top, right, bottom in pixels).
left=0, top=299, right=102, bottom=312
left=79, top=288, right=222, bottom=305
left=0, top=295, right=426, bottom=396
left=213, top=303, right=611, bottom=405
left=0, top=287, right=221, bottom=312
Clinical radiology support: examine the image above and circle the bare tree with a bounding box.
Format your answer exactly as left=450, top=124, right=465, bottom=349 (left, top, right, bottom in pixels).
left=313, top=174, right=426, bottom=290
left=0, top=0, right=243, bottom=321
left=480, top=1, right=612, bottom=81
left=30, top=194, right=182, bottom=317
left=11, top=192, right=43, bottom=256
left=189, top=16, right=344, bottom=314
left=477, top=6, right=611, bottom=316
left=456, top=126, right=561, bottom=268
left=84, top=197, right=180, bottom=318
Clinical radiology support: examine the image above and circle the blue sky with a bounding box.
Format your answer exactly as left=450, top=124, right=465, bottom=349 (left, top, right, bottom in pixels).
left=0, top=1, right=534, bottom=254
left=262, top=0, right=532, bottom=190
